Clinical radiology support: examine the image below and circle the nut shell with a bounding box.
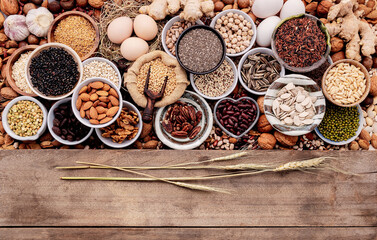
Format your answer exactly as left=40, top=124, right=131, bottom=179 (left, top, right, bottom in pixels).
left=274, top=131, right=298, bottom=147
left=258, top=133, right=276, bottom=150
left=257, top=114, right=273, bottom=133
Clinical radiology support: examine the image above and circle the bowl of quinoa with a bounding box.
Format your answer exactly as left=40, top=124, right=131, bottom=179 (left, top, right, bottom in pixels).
left=83, top=57, right=122, bottom=89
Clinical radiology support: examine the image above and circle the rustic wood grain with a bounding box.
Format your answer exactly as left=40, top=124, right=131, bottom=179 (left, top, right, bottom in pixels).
left=1, top=227, right=377, bottom=240
left=0, top=150, right=376, bottom=227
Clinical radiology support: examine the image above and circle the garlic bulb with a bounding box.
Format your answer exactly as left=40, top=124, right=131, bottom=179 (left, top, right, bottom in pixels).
left=4, top=15, right=30, bottom=41
left=26, top=7, right=54, bottom=37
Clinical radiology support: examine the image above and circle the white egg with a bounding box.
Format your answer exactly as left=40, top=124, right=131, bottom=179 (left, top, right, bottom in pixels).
left=107, top=17, right=133, bottom=44
left=252, top=0, right=283, bottom=19
left=121, top=37, right=149, bottom=61
left=279, top=0, right=305, bottom=20
left=134, top=14, right=158, bottom=41
left=256, top=16, right=281, bottom=47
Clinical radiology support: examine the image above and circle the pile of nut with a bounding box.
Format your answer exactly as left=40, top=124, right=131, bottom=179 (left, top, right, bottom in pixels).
left=100, top=107, right=139, bottom=143
left=76, top=81, right=120, bottom=125
left=165, top=20, right=195, bottom=56
left=273, top=83, right=317, bottom=126
left=214, top=12, right=253, bottom=54
left=162, top=101, right=202, bottom=139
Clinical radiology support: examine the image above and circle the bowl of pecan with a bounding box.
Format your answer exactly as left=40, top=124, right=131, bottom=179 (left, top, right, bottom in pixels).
left=95, top=101, right=142, bottom=148
left=154, top=91, right=213, bottom=150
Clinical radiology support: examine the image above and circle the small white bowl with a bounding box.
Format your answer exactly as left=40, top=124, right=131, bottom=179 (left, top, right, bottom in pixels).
left=47, top=97, right=93, bottom=145
left=82, top=57, right=122, bottom=89
left=2, top=96, right=47, bottom=141
left=95, top=101, right=142, bottom=148
left=190, top=56, right=237, bottom=100
left=162, top=16, right=204, bottom=59
left=71, top=77, right=123, bottom=129
left=26, top=43, right=83, bottom=100
left=210, top=9, right=257, bottom=58
left=238, top=47, right=285, bottom=96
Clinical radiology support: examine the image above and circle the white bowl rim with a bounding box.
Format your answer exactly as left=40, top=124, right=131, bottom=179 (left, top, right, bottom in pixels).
left=95, top=100, right=143, bottom=148
left=238, top=47, right=285, bottom=96
left=162, top=16, right=204, bottom=59
left=47, top=97, right=94, bottom=145
left=190, top=56, right=238, bottom=100
left=213, top=96, right=260, bottom=139
left=210, top=9, right=257, bottom=57
left=2, top=96, right=47, bottom=141
left=25, top=42, right=84, bottom=100
left=71, top=77, right=123, bottom=129
left=82, top=57, right=122, bottom=89
left=314, top=104, right=364, bottom=146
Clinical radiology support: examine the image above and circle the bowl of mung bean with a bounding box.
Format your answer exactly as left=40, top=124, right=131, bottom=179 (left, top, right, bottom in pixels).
left=315, top=103, right=364, bottom=145
left=6, top=45, right=39, bottom=97
left=238, top=47, right=285, bottom=96
left=162, top=16, right=204, bottom=58
left=2, top=96, right=47, bottom=141
left=322, top=59, right=370, bottom=107
left=190, top=56, right=237, bottom=100
left=83, top=57, right=122, bottom=89
left=26, top=43, right=83, bottom=100
left=47, top=11, right=99, bottom=61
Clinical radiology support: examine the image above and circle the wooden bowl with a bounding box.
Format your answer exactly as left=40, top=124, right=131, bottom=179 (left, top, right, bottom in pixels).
left=6, top=45, right=38, bottom=97
left=322, top=59, right=371, bottom=107
left=47, top=11, right=99, bottom=61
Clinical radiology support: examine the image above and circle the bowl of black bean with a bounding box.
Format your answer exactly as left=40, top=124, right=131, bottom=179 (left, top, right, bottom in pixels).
left=175, top=25, right=226, bottom=75
left=26, top=43, right=83, bottom=100
left=47, top=97, right=93, bottom=145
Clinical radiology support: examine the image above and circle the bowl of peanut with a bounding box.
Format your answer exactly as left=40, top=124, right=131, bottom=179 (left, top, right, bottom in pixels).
left=322, top=59, right=370, bottom=107
left=71, top=77, right=123, bottom=129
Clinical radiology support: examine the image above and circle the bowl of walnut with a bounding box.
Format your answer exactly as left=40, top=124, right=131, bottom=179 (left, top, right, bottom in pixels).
left=95, top=101, right=142, bottom=148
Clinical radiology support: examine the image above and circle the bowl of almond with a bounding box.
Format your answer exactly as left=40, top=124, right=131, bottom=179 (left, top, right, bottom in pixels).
left=71, top=77, right=123, bottom=128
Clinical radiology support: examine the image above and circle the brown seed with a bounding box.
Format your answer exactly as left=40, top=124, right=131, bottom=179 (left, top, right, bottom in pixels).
left=109, top=88, right=119, bottom=98
left=85, top=110, right=91, bottom=119
left=76, top=98, right=82, bottom=110
left=93, top=100, right=100, bottom=107
left=98, top=102, right=107, bottom=107
left=89, top=119, right=100, bottom=125
left=97, top=91, right=108, bottom=96
left=79, top=93, right=90, bottom=101
left=89, top=88, right=97, bottom=94
left=103, top=84, right=110, bottom=91
left=80, top=108, right=85, bottom=118
left=82, top=101, right=93, bottom=110
left=89, top=107, right=98, bottom=119
left=90, top=93, right=99, bottom=101
left=106, top=106, right=119, bottom=117
left=108, top=102, right=112, bottom=108
left=96, top=106, right=107, bottom=114
left=79, top=86, right=87, bottom=94
left=97, top=113, right=106, bottom=120
left=100, top=117, right=112, bottom=124
left=99, top=96, right=109, bottom=102
left=109, top=95, right=119, bottom=106
left=90, top=81, right=104, bottom=89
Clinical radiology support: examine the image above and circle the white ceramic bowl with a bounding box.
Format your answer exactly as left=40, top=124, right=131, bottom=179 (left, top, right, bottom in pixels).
left=154, top=90, right=213, bottom=150
left=190, top=56, right=237, bottom=100
left=2, top=96, right=47, bottom=141
left=25, top=43, right=83, bottom=100
left=71, top=77, right=123, bottom=129
left=315, top=104, right=364, bottom=146
left=210, top=9, right=257, bottom=57
left=238, top=47, right=285, bottom=96
left=47, top=97, right=93, bottom=145
left=162, top=16, right=204, bottom=58
left=95, top=101, right=142, bottom=148
left=82, top=57, right=122, bottom=89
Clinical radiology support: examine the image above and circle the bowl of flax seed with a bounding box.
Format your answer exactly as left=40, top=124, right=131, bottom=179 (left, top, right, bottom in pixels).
left=47, top=11, right=99, bottom=61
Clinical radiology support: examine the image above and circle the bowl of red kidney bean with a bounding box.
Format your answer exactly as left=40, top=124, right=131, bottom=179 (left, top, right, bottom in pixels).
left=214, top=97, right=259, bottom=138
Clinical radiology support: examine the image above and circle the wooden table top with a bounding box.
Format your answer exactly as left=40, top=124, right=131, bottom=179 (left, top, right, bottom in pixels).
left=0, top=150, right=376, bottom=239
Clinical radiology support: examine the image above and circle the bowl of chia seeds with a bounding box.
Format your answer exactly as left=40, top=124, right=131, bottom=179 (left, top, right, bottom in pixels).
left=271, top=14, right=331, bottom=73
left=175, top=25, right=226, bottom=75
left=26, top=43, right=83, bottom=100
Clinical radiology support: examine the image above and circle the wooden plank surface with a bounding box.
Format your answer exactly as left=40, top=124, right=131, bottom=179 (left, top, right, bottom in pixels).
left=0, top=150, right=376, bottom=228
left=1, top=227, right=377, bottom=240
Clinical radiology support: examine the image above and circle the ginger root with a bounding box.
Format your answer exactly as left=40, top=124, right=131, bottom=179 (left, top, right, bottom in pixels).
left=139, top=0, right=214, bottom=21
left=325, top=0, right=377, bottom=61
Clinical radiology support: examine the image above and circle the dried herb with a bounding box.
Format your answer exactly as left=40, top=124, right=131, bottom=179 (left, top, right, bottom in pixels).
left=275, top=17, right=326, bottom=68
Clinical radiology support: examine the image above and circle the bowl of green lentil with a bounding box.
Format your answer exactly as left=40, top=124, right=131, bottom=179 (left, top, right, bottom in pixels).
left=26, top=43, right=83, bottom=101
left=190, top=56, right=237, bottom=100
left=315, top=103, right=364, bottom=146
left=2, top=96, right=47, bottom=141
left=82, top=57, right=122, bottom=89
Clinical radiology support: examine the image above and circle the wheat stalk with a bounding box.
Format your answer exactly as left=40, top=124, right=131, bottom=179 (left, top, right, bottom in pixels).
left=273, top=157, right=332, bottom=172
